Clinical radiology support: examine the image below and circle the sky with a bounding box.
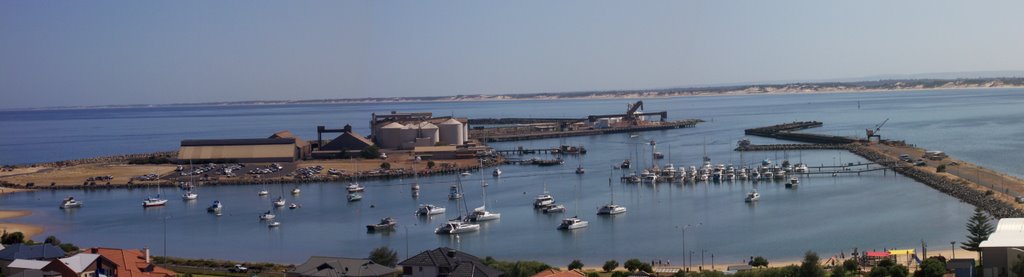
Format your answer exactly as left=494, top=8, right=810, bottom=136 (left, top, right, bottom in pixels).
left=2, top=1, right=1024, bottom=109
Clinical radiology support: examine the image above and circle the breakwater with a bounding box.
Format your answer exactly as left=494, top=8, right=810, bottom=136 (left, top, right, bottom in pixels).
left=472, top=119, right=702, bottom=142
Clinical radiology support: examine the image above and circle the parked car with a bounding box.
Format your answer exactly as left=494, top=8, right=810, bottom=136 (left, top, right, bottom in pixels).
left=229, top=264, right=248, bottom=273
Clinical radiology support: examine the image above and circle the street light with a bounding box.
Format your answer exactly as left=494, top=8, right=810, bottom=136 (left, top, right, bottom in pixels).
left=950, top=241, right=956, bottom=259
left=679, top=222, right=702, bottom=271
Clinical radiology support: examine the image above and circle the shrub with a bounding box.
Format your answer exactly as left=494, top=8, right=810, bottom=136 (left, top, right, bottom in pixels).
left=380, top=162, right=391, bottom=170
left=368, top=247, right=398, bottom=267
left=918, top=257, right=947, bottom=277
left=427, top=161, right=436, bottom=169
left=751, top=256, right=769, bottom=267
left=1, top=231, right=25, bottom=245
left=360, top=146, right=380, bottom=159
left=603, top=260, right=619, bottom=272
left=799, top=251, right=824, bottom=277
left=842, top=259, right=859, bottom=272
left=610, top=271, right=629, bottom=277
left=624, top=259, right=645, bottom=272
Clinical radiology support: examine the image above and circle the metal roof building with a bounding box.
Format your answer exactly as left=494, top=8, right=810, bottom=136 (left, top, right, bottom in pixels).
left=979, top=218, right=1024, bottom=277
left=178, top=137, right=302, bottom=163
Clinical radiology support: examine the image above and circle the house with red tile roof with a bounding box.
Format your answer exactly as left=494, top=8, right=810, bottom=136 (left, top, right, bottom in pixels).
left=85, top=248, right=174, bottom=277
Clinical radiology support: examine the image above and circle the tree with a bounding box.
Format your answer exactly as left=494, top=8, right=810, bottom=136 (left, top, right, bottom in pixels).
left=917, top=258, right=947, bottom=277
left=638, top=263, right=653, bottom=273
left=568, top=260, right=583, bottom=270
left=889, top=264, right=909, bottom=277
left=603, top=260, right=619, bottom=272
left=751, top=256, right=769, bottom=267
left=962, top=208, right=995, bottom=251
left=44, top=236, right=60, bottom=245
left=830, top=265, right=847, bottom=277
left=624, top=259, right=644, bottom=272
left=842, top=259, right=859, bottom=272
left=799, top=251, right=824, bottom=277
left=360, top=146, right=380, bottom=159
left=427, top=161, right=436, bottom=169
left=610, top=271, right=629, bottom=277
left=368, top=247, right=398, bottom=267
left=380, top=162, right=391, bottom=170
left=1, top=231, right=25, bottom=245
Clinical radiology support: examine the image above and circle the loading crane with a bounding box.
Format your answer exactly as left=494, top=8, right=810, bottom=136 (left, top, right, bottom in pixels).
left=586, top=100, right=668, bottom=124
left=866, top=118, right=889, bottom=142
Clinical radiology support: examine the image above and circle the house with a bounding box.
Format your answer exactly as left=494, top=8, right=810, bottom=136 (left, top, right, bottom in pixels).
left=530, top=268, right=585, bottom=277
left=980, top=218, right=1024, bottom=277
left=0, top=244, right=67, bottom=270
left=86, top=247, right=175, bottom=277
left=287, top=256, right=397, bottom=277
left=41, top=253, right=117, bottom=277
left=398, top=248, right=502, bottom=277
left=5, top=259, right=61, bottom=277
left=947, top=259, right=976, bottom=277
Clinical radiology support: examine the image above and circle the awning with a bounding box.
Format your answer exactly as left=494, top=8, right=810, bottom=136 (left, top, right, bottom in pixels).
left=888, top=249, right=914, bottom=255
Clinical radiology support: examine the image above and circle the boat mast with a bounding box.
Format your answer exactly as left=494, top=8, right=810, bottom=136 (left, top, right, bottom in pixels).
left=479, top=159, right=487, bottom=209
left=609, top=169, right=615, bottom=205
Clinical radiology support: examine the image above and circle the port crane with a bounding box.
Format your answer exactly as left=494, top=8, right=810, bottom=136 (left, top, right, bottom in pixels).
left=586, top=100, right=667, bottom=125
left=865, top=118, right=889, bottom=142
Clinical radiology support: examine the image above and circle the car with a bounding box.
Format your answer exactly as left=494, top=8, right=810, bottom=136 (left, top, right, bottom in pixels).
left=229, top=264, right=248, bottom=273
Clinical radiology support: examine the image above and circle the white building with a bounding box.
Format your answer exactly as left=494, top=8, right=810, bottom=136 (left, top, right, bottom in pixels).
left=980, top=218, right=1024, bottom=277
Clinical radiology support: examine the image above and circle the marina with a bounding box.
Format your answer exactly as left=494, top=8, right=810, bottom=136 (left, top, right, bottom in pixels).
left=5, top=89, right=1024, bottom=265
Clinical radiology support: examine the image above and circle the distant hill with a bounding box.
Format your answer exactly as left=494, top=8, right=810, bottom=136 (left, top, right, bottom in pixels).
left=17, top=76, right=1024, bottom=110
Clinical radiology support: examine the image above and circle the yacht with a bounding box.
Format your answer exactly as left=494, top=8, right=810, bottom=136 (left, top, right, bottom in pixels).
left=347, top=193, right=362, bottom=202
left=541, top=204, right=566, bottom=214
left=258, top=211, right=276, bottom=220
left=182, top=190, right=198, bottom=201
left=448, top=185, right=463, bottom=200
left=258, top=189, right=269, bottom=196
left=366, top=217, right=397, bottom=233
left=662, top=164, right=677, bottom=177
left=492, top=168, right=502, bottom=177
left=206, top=200, right=222, bottom=213
left=346, top=183, right=365, bottom=192
left=774, top=169, right=787, bottom=180
left=620, top=159, right=631, bottom=169
left=268, top=221, right=281, bottom=228
left=273, top=196, right=286, bottom=207
left=534, top=194, right=555, bottom=208
left=597, top=174, right=627, bottom=215
left=142, top=195, right=168, bottom=207
left=794, top=163, right=809, bottom=173
left=786, top=176, right=800, bottom=188
left=641, top=170, right=658, bottom=183
left=575, top=166, right=585, bottom=174
left=291, top=187, right=301, bottom=194
left=416, top=204, right=446, bottom=216
left=557, top=216, right=588, bottom=230
left=435, top=220, right=480, bottom=234
left=460, top=172, right=472, bottom=177
left=745, top=190, right=761, bottom=202
left=59, top=197, right=83, bottom=209
left=469, top=206, right=501, bottom=221
left=289, top=203, right=301, bottom=209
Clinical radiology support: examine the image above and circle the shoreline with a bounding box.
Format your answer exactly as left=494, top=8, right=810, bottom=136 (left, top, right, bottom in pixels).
left=0, top=210, right=43, bottom=239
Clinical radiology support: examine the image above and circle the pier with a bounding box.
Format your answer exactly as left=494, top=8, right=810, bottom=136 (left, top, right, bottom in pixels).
left=472, top=119, right=702, bottom=142
left=741, top=122, right=1024, bottom=218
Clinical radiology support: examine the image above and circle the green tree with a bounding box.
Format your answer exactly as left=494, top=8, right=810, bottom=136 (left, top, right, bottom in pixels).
left=44, top=236, right=60, bottom=245
left=638, top=263, right=653, bottom=273
left=868, top=266, right=888, bottom=277
left=360, top=146, right=380, bottom=159
left=830, top=265, right=847, bottom=277
left=799, top=251, right=824, bottom=277
left=842, top=259, right=859, bottom=272
left=610, top=271, right=629, bottom=277
left=603, top=260, right=619, bottom=272
left=962, top=208, right=995, bottom=251
left=918, top=258, right=947, bottom=277
left=568, top=260, right=583, bottom=270
left=889, top=264, right=909, bottom=277
left=367, top=247, right=398, bottom=267
left=1, top=232, right=25, bottom=245
left=427, top=161, right=436, bottom=169
left=380, top=162, right=391, bottom=170
left=482, top=257, right=551, bottom=277
left=624, top=259, right=644, bottom=272
left=751, top=256, right=769, bottom=267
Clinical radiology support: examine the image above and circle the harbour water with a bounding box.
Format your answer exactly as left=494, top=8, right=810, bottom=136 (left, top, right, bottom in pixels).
left=2, top=88, right=1022, bottom=265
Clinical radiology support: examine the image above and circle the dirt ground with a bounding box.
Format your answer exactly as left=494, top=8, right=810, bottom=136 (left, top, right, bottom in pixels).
left=0, top=163, right=177, bottom=187
left=0, top=210, right=42, bottom=238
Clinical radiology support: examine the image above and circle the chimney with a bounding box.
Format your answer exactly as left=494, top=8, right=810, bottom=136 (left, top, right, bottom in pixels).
left=143, top=247, right=151, bottom=263
left=446, top=249, right=457, bottom=258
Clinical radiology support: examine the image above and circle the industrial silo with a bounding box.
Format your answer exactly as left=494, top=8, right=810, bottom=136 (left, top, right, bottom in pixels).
left=378, top=122, right=407, bottom=149
left=438, top=119, right=465, bottom=146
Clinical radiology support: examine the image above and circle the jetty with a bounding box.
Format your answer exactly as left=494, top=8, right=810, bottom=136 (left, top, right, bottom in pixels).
left=472, top=119, right=701, bottom=142
left=741, top=122, right=1024, bottom=218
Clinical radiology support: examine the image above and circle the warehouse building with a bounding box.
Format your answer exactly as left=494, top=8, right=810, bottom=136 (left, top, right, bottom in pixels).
left=979, top=218, right=1024, bottom=277
left=178, top=131, right=310, bottom=163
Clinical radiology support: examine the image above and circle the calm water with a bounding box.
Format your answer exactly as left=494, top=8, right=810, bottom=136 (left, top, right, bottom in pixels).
left=3, top=89, right=1023, bottom=265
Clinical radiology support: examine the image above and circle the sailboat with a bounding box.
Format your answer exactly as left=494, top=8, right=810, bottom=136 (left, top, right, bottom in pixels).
left=469, top=161, right=500, bottom=222
left=558, top=174, right=588, bottom=230
left=182, top=161, right=198, bottom=201
left=435, top=175, right=480, bottom=234
left=347, top=163, right=365, bottom=192
left=597, top=170, right=627, bottom=215
left=257, top=183, right=269, bottom=196
left=142, top=177, right=168, bottom=207
left=411, top=167, right=421, bottom=198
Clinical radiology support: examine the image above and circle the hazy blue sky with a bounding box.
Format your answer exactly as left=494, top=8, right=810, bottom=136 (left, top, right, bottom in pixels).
left=3, top=1, right=1024, bottom=109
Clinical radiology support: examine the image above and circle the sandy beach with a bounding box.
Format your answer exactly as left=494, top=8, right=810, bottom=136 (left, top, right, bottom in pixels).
left=0, top=210, right=43, bottom=239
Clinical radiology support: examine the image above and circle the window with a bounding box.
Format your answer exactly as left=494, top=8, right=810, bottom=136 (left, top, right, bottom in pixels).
left=403, top=266, right=412, bottom=275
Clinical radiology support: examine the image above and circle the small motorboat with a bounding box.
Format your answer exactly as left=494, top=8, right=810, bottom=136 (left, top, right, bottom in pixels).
left=288, top=203, right=300, bottom=209
left=259, top=211, right=276, bottom=220
left=273, top=197, right=286, bottom=207
left=575, top=166, right=585, bottom=174
left=258, top=190, right=269, bottom=196
left=416, top=204, right=446, bottom=216
left=460, top=172, right=471, bottom=177
left=448, top=185, right=463, bottom=200
left=366, top=217, right=397, bottom=233
left=745, top=190, right=761, bottom=203
left=347, top=193, right=362, bottom=202
left=346, top=183, right=365, bottom=192
left=557, top=216, right=588, bottom=230
left=492, top=168, right=502, bottom=177
left=542, top=204, right=566, bottom=214
left=785, top=176, right=800, bottom=189
left=268, top=221, right=281, bottom=228
left=291, top=187, right=301, bottom=194
left=59, top=197, right=83, bottom=209
left=206, top=200, right=223, bottom=213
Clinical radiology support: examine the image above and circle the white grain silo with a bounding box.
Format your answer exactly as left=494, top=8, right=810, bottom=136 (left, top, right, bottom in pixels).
left=378, top=122, right=407, bottom=149
left=438, top=119, right=465, bottom=146
left=462, top=120, right=469, bottom=143
left=415, top=122, right=439, bottom=145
